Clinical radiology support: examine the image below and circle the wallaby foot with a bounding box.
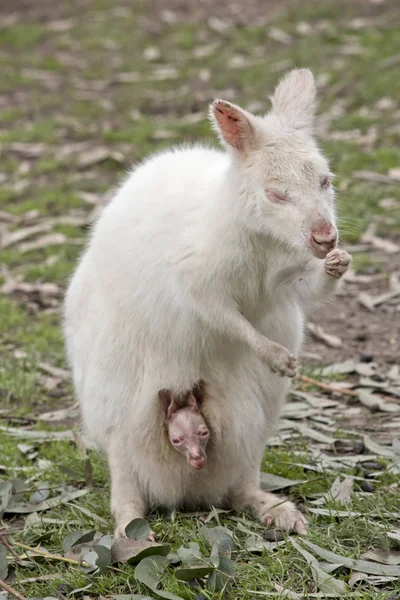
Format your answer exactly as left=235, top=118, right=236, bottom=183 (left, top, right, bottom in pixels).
left=233, top=486, right=307, bottom=535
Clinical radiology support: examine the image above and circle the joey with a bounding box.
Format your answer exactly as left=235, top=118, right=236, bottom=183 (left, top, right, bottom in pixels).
left=159, top=381, right=209, bottom=470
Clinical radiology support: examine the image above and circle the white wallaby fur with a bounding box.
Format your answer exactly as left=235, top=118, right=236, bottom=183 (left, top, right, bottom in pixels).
left=64, top=69, right=351, bottom=537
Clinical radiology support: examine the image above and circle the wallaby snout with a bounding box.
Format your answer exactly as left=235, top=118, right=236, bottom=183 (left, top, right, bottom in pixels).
left=310, top=223, right=337, bottom=258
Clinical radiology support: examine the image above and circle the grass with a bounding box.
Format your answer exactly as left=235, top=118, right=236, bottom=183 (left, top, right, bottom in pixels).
left=1, top=0, right=400, bottom=598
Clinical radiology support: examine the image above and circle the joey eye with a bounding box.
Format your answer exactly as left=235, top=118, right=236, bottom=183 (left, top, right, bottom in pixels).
left=199, top=429, right=209, bottom=437
left=172, top=437, right=182, bottom=445
left=265, top=189, right=288, bottom=203
left=320, top=176, right=330, bottom=189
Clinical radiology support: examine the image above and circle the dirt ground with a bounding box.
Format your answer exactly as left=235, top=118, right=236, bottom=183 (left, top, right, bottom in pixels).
left=303, top=251, right=400, bottom=368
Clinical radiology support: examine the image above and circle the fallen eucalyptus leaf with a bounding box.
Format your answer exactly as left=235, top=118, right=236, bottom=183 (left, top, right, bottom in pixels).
left=0, top=426, right=74, bottom=440
left=0, top=223, right=51, bottom=250
left=274, top=584, right=301, bottom=599
left=307, top=323, right=342, bottom=348
left=207, top=554, right=233, bottom=592
left=0, top=543, right=7, bottom=580
left=245, top=534, right=284, bottom=552
left=321, top=360, right=356, bottom=376
left=29, top=482, right=50, bottom=504
left=5, top=488, right=88, bottom=514
left=134, top=555, right=182, bottom=600
left=110, top=596, right=154, bottom=600
left=0, top=481, right=13, bottom=516
left=363, top=435, right=395, bottom=458
left=260, top=472, right=305, bottom=491
left=291, top=539, right=348, bottom=594
left=111, top=538, right=170, bottom=564
left=125, top=518, right=151, bottom=540
left=328, top=477, right=353, bottom=505
left=361, top=549, right=400, bottom=566
left=176, top=542, right=202, bottom=565
left=62, top=529, right=96, bottom=552
left=201, top=525, right=235, bottom=552
left=358, top=390, right=400, bottom=413
left=175, top=564, right=214, bottom=581
left=303, top=540, right=400, bottom=576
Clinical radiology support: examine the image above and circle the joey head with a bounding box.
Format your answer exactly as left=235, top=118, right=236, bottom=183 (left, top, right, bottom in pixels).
left=159, top=381, right=209, bottom=470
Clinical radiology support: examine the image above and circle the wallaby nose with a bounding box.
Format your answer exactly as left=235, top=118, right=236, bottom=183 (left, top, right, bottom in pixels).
left=310, top=226, right=337, bottom=258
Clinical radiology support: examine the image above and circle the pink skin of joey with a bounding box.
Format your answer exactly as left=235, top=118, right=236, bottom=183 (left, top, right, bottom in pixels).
left=159, top=383, right=209, bottom=470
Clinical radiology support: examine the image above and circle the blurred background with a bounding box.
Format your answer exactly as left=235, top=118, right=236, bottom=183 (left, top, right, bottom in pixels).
left=1, top=2, right=400, bottom=598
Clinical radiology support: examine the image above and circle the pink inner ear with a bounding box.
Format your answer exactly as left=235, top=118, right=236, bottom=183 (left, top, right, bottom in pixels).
left=213, top=101, right=252, bottom=152
left=187, top=392, right=200, bottom=412
left=159, top=390, right=175, bottom=420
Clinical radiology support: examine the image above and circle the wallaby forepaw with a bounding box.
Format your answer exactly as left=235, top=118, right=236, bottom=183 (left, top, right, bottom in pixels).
left=267, top=345, right=297, bottom=378
left=261, top=501, right=307, bottom=535
left=324, top=249, right=351, bottom=279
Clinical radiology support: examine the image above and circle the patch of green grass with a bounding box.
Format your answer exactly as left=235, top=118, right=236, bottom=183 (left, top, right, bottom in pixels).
left=2, top=430, right=399, bottom=598
left=351, top=253, right=384, bottom=274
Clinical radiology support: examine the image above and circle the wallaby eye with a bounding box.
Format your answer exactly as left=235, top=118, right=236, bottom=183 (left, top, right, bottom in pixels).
left=320, top=176, right=330, bottom=189
left=265, top=189, right=288, bottom=203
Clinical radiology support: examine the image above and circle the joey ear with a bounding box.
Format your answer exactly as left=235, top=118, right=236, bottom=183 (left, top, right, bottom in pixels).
left=187, top=391, right=200, bottom=412
left=210, top=99, right=257, bottom=153
left=158, top=390, right=176, bottom=421
left=191, top=379, right=205, bottom=407
left=270, top=68, right=316, bottom=131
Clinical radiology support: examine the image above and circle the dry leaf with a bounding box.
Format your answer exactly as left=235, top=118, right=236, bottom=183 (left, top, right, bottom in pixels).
left=329, top=477, right=353, bottom=504
left=0, top=211, right=14, bottom=223
left=10, top=142, right=47, bottom=158
left=353, top=170, right=393, bottom=184
left=358, top=390, right=400, bottom=413
left=267, top=26, right=292, bottom=44
left=38, top=363, right=71, bottom=381
left=0, top=223, right=51, bottom=250
left=0, top=280, right=60, bottom=298
left=78, top=147, right=124, bottom=169
left=348, top=571, right=368, bottom=587
left=388, top=167, right=400, bottom=181
left=361, top=549, right=400, bottom=566
left=307, top=323, right=342, bottom=347
left=19, top=233, right=67, bottom=253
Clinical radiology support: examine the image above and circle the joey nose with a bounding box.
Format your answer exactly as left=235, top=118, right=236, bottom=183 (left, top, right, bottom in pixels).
left=310, top=227, right=337, bottom=258
left=189, top=455, right=206, bottom=470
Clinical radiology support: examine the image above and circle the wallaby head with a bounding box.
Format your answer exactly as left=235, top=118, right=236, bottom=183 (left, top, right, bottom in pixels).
left=159, top=381, right=209, bottom=471
left=210, top=68, right=337, bottom=259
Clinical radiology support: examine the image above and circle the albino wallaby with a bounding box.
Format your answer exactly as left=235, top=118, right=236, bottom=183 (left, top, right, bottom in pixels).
left=64, top=69, right=351, bottom=539
left=159, top=381, right=209, bottom=471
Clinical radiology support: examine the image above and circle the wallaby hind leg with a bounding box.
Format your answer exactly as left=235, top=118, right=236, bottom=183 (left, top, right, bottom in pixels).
left=108, top=442, right=153, bottom=539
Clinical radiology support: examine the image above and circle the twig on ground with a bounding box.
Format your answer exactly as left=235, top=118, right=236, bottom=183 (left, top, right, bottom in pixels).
left=296, top=374, right=359, bottom=397
left=12, top=541, right=125, bottom=574
left=0, top=532, right=22, bottom=562
left=0, top=579, right=26, bottom=600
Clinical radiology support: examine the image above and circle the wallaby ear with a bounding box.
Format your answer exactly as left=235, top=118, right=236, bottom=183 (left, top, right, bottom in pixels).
left=210, top=99, right=256, bottom=153
left=270, top=68, right=316, bottom=131
left=158, top=390, right=176, bottom=421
